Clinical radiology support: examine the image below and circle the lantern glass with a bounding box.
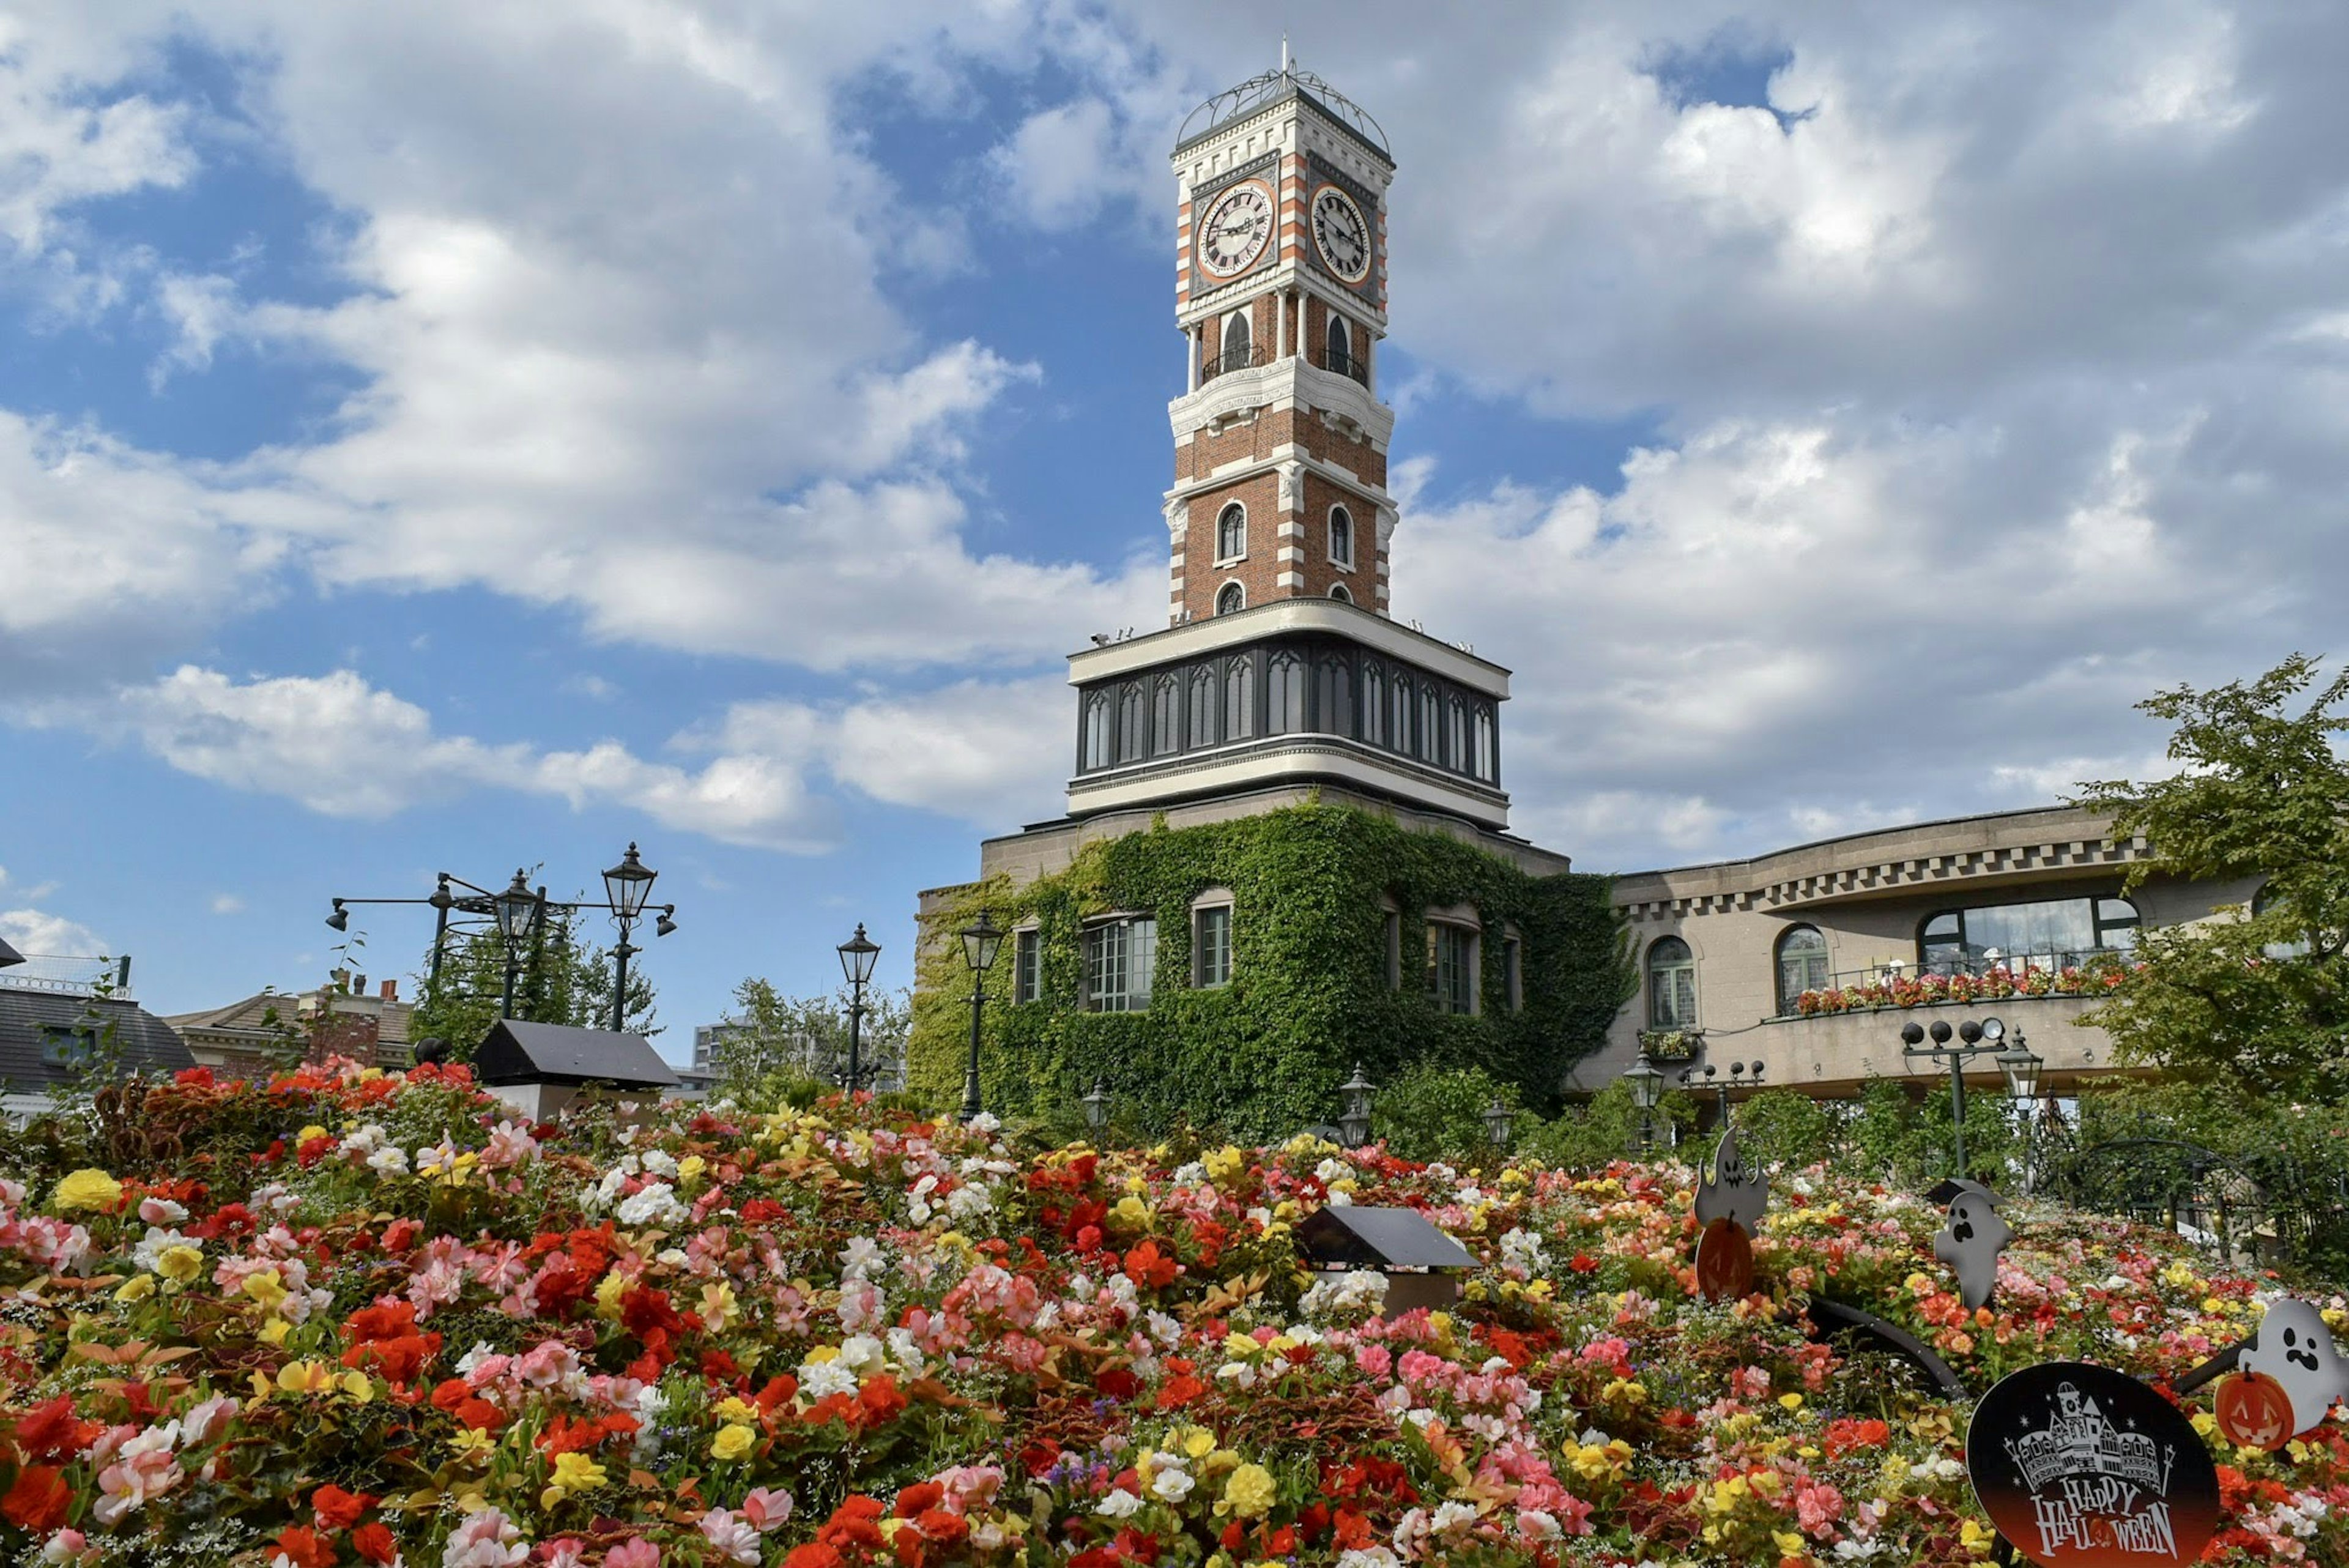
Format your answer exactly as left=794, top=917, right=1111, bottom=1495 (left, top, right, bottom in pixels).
left=962, top=911, right=1004, bottom=974
left=492, top=871, right=541, bottom=944
left=1998, top=1041, right=2044, bottom=1102
left=1624, top=1055, right=1666, bottom=1111
left=1483, top=1096, right=1514, bottom=1150
left=1082, top=1080, right=1111, bottom=1130
left=603, top=842, right=658, bottom=919
left=837, top=924, right=880, bottom=986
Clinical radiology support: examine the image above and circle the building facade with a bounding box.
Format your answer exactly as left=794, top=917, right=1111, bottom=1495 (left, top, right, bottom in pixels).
left=166, top=973, right=415, bottom=1076
left=1578, top=805, right=2256, bottom=1104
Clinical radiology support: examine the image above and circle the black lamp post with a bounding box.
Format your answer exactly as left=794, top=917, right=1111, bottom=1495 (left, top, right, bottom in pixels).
left=1997, top=1030, right=2046, bottom=1191
left=1680, top=1060, right=1765, bottom=1126
left=1081, top=1079, right=1113, bottom=1132
left=1482, top=1096, right=1516, bottom=1153
left=490, top=870, right=544, bottom=1019
left=600, top=842, right=661, bottom=1034
left=836, top=923, right=881, bottom=1092
left=1337, top=1062, right=1376, bottom=1149
left=959, top=912, right=1004, bottom=1121
left=1623, top=1053, right=1666, bottom=1150
left=1901, top=1014, right=2041, bottom=1176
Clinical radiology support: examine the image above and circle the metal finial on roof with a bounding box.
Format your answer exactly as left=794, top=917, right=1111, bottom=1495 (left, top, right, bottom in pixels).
left=1281, top=33, right=1290, bottom=75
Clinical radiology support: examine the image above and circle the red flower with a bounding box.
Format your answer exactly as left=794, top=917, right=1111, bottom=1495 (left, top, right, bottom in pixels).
left=855, top=1374, right=908, bottom=1429
left=352, top=1522, right=399, bottom=1565
left=1123, top=1239, right=1179, bottom=1291
left=784, top=1547, right=845, bottom=1568
left=1, top=1465, right=71, bottom=1532
left=10, top=1395, right=97, bottom=1462
left=312, top=1482, right=374, bottom=1531
left=273, top=1526, right=337, bottom=1568
left=892, top=1482, right=944, bottom=1518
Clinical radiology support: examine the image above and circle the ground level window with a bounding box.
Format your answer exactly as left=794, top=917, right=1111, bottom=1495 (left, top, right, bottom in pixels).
left=1194, top=905, right=1232, bottom=987
left=1085, top=917, right=1157, bottom=1012
left=1428, top=923, right=1477, bottom=1015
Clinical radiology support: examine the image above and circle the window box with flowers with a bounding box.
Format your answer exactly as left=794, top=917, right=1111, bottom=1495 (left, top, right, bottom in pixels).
left=1791, top=960, right=2138, bottom=1017
left=1638, top=1027, right=1703, bottom=1061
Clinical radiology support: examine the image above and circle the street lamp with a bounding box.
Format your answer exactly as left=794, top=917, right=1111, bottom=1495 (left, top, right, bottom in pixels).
left=1998, top=1030, right=2045, bottom=1191
left=491, top=871, right=544, bottom=1019
left=1623, top=1053, right=1667, bottom=1150
left=959, top=912, right=1003, bottom=1121
left=1901, top=1014, right=2040, bottom=1178
left=836, top=923, right=881, bottom=1092
left=1483, top=1096, right=1516, bottom=1153
left=1082, top=1079, right=1113, bottom=1132
left=599, top=843, right=661, bottom=1034
left=1337, top=1063, right=1376, bottom=1149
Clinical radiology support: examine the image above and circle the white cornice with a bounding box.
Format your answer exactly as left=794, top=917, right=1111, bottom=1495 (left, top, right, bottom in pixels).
left=1069, top=737, right=1508, bottom=829
left=1067, top=598, right=1508, bottom=696
left=1168, top=359, right=1396, bottom=453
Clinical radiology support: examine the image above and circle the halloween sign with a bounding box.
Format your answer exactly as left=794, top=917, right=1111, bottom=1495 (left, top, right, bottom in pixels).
left=1691, top=1121, right=1766, bottom=1302
left=2228, top=1296, right=2348, bottom=1443
left=1967, top=1362, right=2219, bottom=1567
left=1933, top=1178, right=2014, bottom=1312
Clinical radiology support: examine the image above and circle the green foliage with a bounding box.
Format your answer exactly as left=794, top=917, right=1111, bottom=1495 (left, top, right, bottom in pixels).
left=2074, top=652, right=2349, bottom=1098
left=1516, top=1078, right=1701, bottom=1171
left=408, top=905, right=658, bottom=1058
left=906, top=804, right=1633, bottom=1142
left=1733, top=1088, right=1839, bottom=1169
left=1844, top=1076, right=2019, bottom=1187
left=713, top=978, right=913, bottom=1109
left=1373, top=1061, right=1519, bottom=1165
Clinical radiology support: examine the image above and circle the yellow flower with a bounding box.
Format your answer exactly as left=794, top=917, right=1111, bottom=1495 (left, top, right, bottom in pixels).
left=448, top=1427, right=496, bottom=1463
left=678, top=1155, right=707, bottom=1184
left=50, top=1169, right=122, bottom=1214
left=1219, top=1463, right=1276, bottom=1520
left=713, top=1395, right=759, bottom=1424
left=595, top=1269, right=630, bottom=1320
left=1181, top=1427, right=1217, bottom=1460
left=543, top=1451, right=606, bottom=1505
left=241, top=1269, right=289, bottom=1314
left=1203, top=1146, right=1247, bottom=1187
left=157, top=1245, right=204, bottom=1285
left=711, top=1423, right=756, bottom=1462
left=700, top=1281, right=738, bottom=1332
left=114, top=1274, right=157, bottom=1302
left=276, top=1360, right=336, bottom=1395
left=1779, top=1393, right=1805, bottom=1413
left=1111, top=1195, right=1151, bottom=1232
left=257, top=1317, right=292, bottom=1347
left=1774, top=1530, right=1808, bottom=1558
left=341, top=1370, right=374, bottom=1402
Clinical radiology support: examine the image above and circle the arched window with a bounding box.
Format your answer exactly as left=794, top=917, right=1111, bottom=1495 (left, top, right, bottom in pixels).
left=1215, top=503, right=1245, bottom=561
left=1446, top=696, right=1467, bottom=773
left=1647, top=936, right=1696, bottom=1029
left=1472, top=705, right=1494, bottom=781
left=1325, top=311, right=1349, bottom=371
left=1116, top=683, right=1146, bottom=763
left=1187, top=665, right=1218, bottom=748
left=1215, top=580, right=1245, bottom=615
left=1224, top=654, right=1253, bottom=738
left=1420, top=686, right=1442, bottom=764
left=1266, top=650, right=1304, bottom=735
left=1390, top=674, right=1413, bottom=755
left=1152, top=674, right=1182, bottom=756
left=1328, top=505, right=1354, bottom=568
left=1774, top=925, right=1828, bottom=1015
left=1329, top=582, right=1352, bottom=603
left=1082, top=692, right=1112, bottom=770
left=1316, top=655, right=1351, bottom=737
left=1360, top=661, right=1385, bottom=745
left=1220, top=310, right=1252, bottom=370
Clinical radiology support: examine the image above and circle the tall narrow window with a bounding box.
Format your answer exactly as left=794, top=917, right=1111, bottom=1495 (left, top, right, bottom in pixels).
left=1647, top=937, right=1696, bottom=1029
left=1503, top=935, right=1523, bottom=1013
left=1329, top=505, right=1354, bottom=568
left=1421, top=687, right=1442, bottom=764
left=1324, top=312, right=1348, bottom=373
left=1153, top=674, right=1182, bottom=756
left=1384, top=910, right=1402, bottom=989
left=1472, top=705, right=1495, bottom=781
left=1315, top=655, right=1351, bottom=737
left=1224, top=655, right=1253, bottom=738
left=1117, top=683, right=1146, bottom=763
left=1187, top=665, right=1218, bottom=748
left=1361, top=662, right=1385, bottom=745
left=1428, top=923, right=1477, bottom=1015
left=1083, top=917, right=1157, bottom=1013
left=1447, top=697, right=1468, bottom=774
left=1194, top=905, right=1232, bottom=987
left=1220, top=309, right=1252, bottom=371
left=1216, top=503, right=1245, bottom=561
left=1082, top=693, right=1113, bottom=770
left=1013, top=929, right=1041, bottom=1003
left=1390, top=675, right=1413, bottom=756
left=1774, top=924, right=1828, bottom=1016
left=1266, top=650, right=1304, bottom=735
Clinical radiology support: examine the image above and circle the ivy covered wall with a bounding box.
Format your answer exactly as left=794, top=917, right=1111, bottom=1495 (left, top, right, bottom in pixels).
left=908, top=803, right=1633, bottom=1140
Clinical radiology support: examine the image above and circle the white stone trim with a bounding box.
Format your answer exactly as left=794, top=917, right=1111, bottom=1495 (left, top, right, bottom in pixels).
left=1069, top=598, right=1508, bottom=694
left=1069, top=737, right=1508, bottom=828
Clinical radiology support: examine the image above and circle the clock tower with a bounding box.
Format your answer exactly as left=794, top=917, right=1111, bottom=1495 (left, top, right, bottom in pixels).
left=1165, top=60, right=1397, bottom=623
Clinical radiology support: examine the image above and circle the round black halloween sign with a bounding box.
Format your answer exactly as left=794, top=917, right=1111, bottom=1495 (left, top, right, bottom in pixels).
left=1967, top=1362, right=2219, bottom=1567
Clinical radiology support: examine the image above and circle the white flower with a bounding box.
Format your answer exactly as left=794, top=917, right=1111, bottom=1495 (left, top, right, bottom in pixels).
left=967, top=1112, right=1001, bottom=1134
left=615, top=1182, right=686, bottom=1228
left=1430, top=1499, right=1480, bottom=1534
left=1337, top=1551, right=1402, bottom=1568
left=946, top=1182, right=995, bottom=1221
left=838, top=1334, right=886, bottom=1373
left=133, top=1227, right=195, bottom=1273
left=637, top=1148, right=679, bottom=1178
left=841, top=1237, right=885, bottom=1276
left=442, top=1506, right=528, bottom=1568
left=797, top=1358, right=858, bottom=1402
left=1094, top=1488, right=1144, bottom=1518
left=1147, top=1467, right=1195, bottom=1504
left=697, top=1507, right=760, bottom=1566
left=366, top=1146, right=410, bottom=1176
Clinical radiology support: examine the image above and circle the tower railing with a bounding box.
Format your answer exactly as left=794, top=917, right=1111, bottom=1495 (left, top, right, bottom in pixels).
left=1318, top=349, right=1370, bottom=387
left=1203, top=344, right=1268, bottom=382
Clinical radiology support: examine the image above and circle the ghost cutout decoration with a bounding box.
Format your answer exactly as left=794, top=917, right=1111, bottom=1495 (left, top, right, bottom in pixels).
left=1693, top=1121, right=1768, bottom=1233
left=1932, top=1179, right=2013, bottom=1312
left=2238, top=1297, right=2349, bottom=1440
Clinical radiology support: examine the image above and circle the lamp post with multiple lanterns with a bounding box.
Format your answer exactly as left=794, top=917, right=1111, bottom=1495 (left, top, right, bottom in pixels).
left=1898, top=1015, right=2046, bottom=1176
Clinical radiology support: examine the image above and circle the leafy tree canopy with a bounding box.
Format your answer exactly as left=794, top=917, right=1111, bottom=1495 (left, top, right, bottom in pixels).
left=408, top=903, right=658, bottom=1058
left=2073, top=653, right=2349, bottom=1098
left=709, top=977, right=912, bottom=1109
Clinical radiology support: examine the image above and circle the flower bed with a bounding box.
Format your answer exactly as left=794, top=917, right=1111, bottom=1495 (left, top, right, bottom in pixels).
left=0, top=1060, right=2342, bottom=1566
left=1792, top=962, right=2134, bottom=1017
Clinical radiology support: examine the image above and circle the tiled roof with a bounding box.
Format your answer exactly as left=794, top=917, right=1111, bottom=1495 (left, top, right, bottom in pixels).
left=0, top=987, right=196, bottom=1088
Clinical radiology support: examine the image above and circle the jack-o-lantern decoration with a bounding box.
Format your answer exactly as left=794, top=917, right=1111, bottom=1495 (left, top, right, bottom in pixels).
left=1694, top=1216, right=1754, bottom=1302
left=2216, top=1370, right=2296, bottom=1452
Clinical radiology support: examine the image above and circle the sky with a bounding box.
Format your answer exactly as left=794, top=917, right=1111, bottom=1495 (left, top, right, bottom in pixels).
left=4, top=1, right=2347, bottom=1055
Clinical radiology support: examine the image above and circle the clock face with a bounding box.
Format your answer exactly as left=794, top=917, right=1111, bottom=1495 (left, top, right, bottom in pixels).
left=1197, top=183, right=1274, bottom=278
left=1312, top=185, right=1371, bottom=283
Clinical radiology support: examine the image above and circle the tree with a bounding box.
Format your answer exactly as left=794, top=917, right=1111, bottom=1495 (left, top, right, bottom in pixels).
left=407, top=904, right=658, bottom=1058
left=710, top=977, right=913, bottom=1107
left=2073, top=653, right=2349, bottom=1099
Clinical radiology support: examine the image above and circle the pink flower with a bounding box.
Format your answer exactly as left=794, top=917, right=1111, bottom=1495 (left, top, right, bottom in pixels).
left=603, top=1542, right=658, bottom=1568
left=740, top=1489, right=792, bottom=1531
left=39, top=1531, right=93, bottom=1566
left=540, top=1542, right=588, bottom=1568
left=696, top=1509, right=759, bottom=1566
left=92, top=1422, right=184, bottom=1525
left=442, top=1508, right=529, bottom=1568
left=1797, top=1482, right=1846, bottom=1537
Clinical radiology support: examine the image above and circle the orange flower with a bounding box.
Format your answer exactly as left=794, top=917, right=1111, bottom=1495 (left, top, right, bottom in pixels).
left=1, top=1466, right=71, bottom=1533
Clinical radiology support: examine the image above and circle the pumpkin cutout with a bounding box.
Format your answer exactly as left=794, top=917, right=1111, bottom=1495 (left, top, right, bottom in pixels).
left=2215, top=1370, right=2295, bottom=1451
left=1694, top=1217, right=1754, bottom=1302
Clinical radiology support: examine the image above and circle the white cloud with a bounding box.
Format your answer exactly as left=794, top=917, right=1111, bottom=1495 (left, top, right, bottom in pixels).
left=209, top=894, right=245, bottom=915
left=991, top=98, right=1119, bottom=229
left=0, top=907, right=104, bottom=959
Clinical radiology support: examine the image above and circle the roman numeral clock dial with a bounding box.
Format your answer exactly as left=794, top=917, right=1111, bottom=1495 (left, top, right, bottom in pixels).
left=1197, top=183, right=1272, bottom=277
left=1312, top=185, right=1371, bottom=283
